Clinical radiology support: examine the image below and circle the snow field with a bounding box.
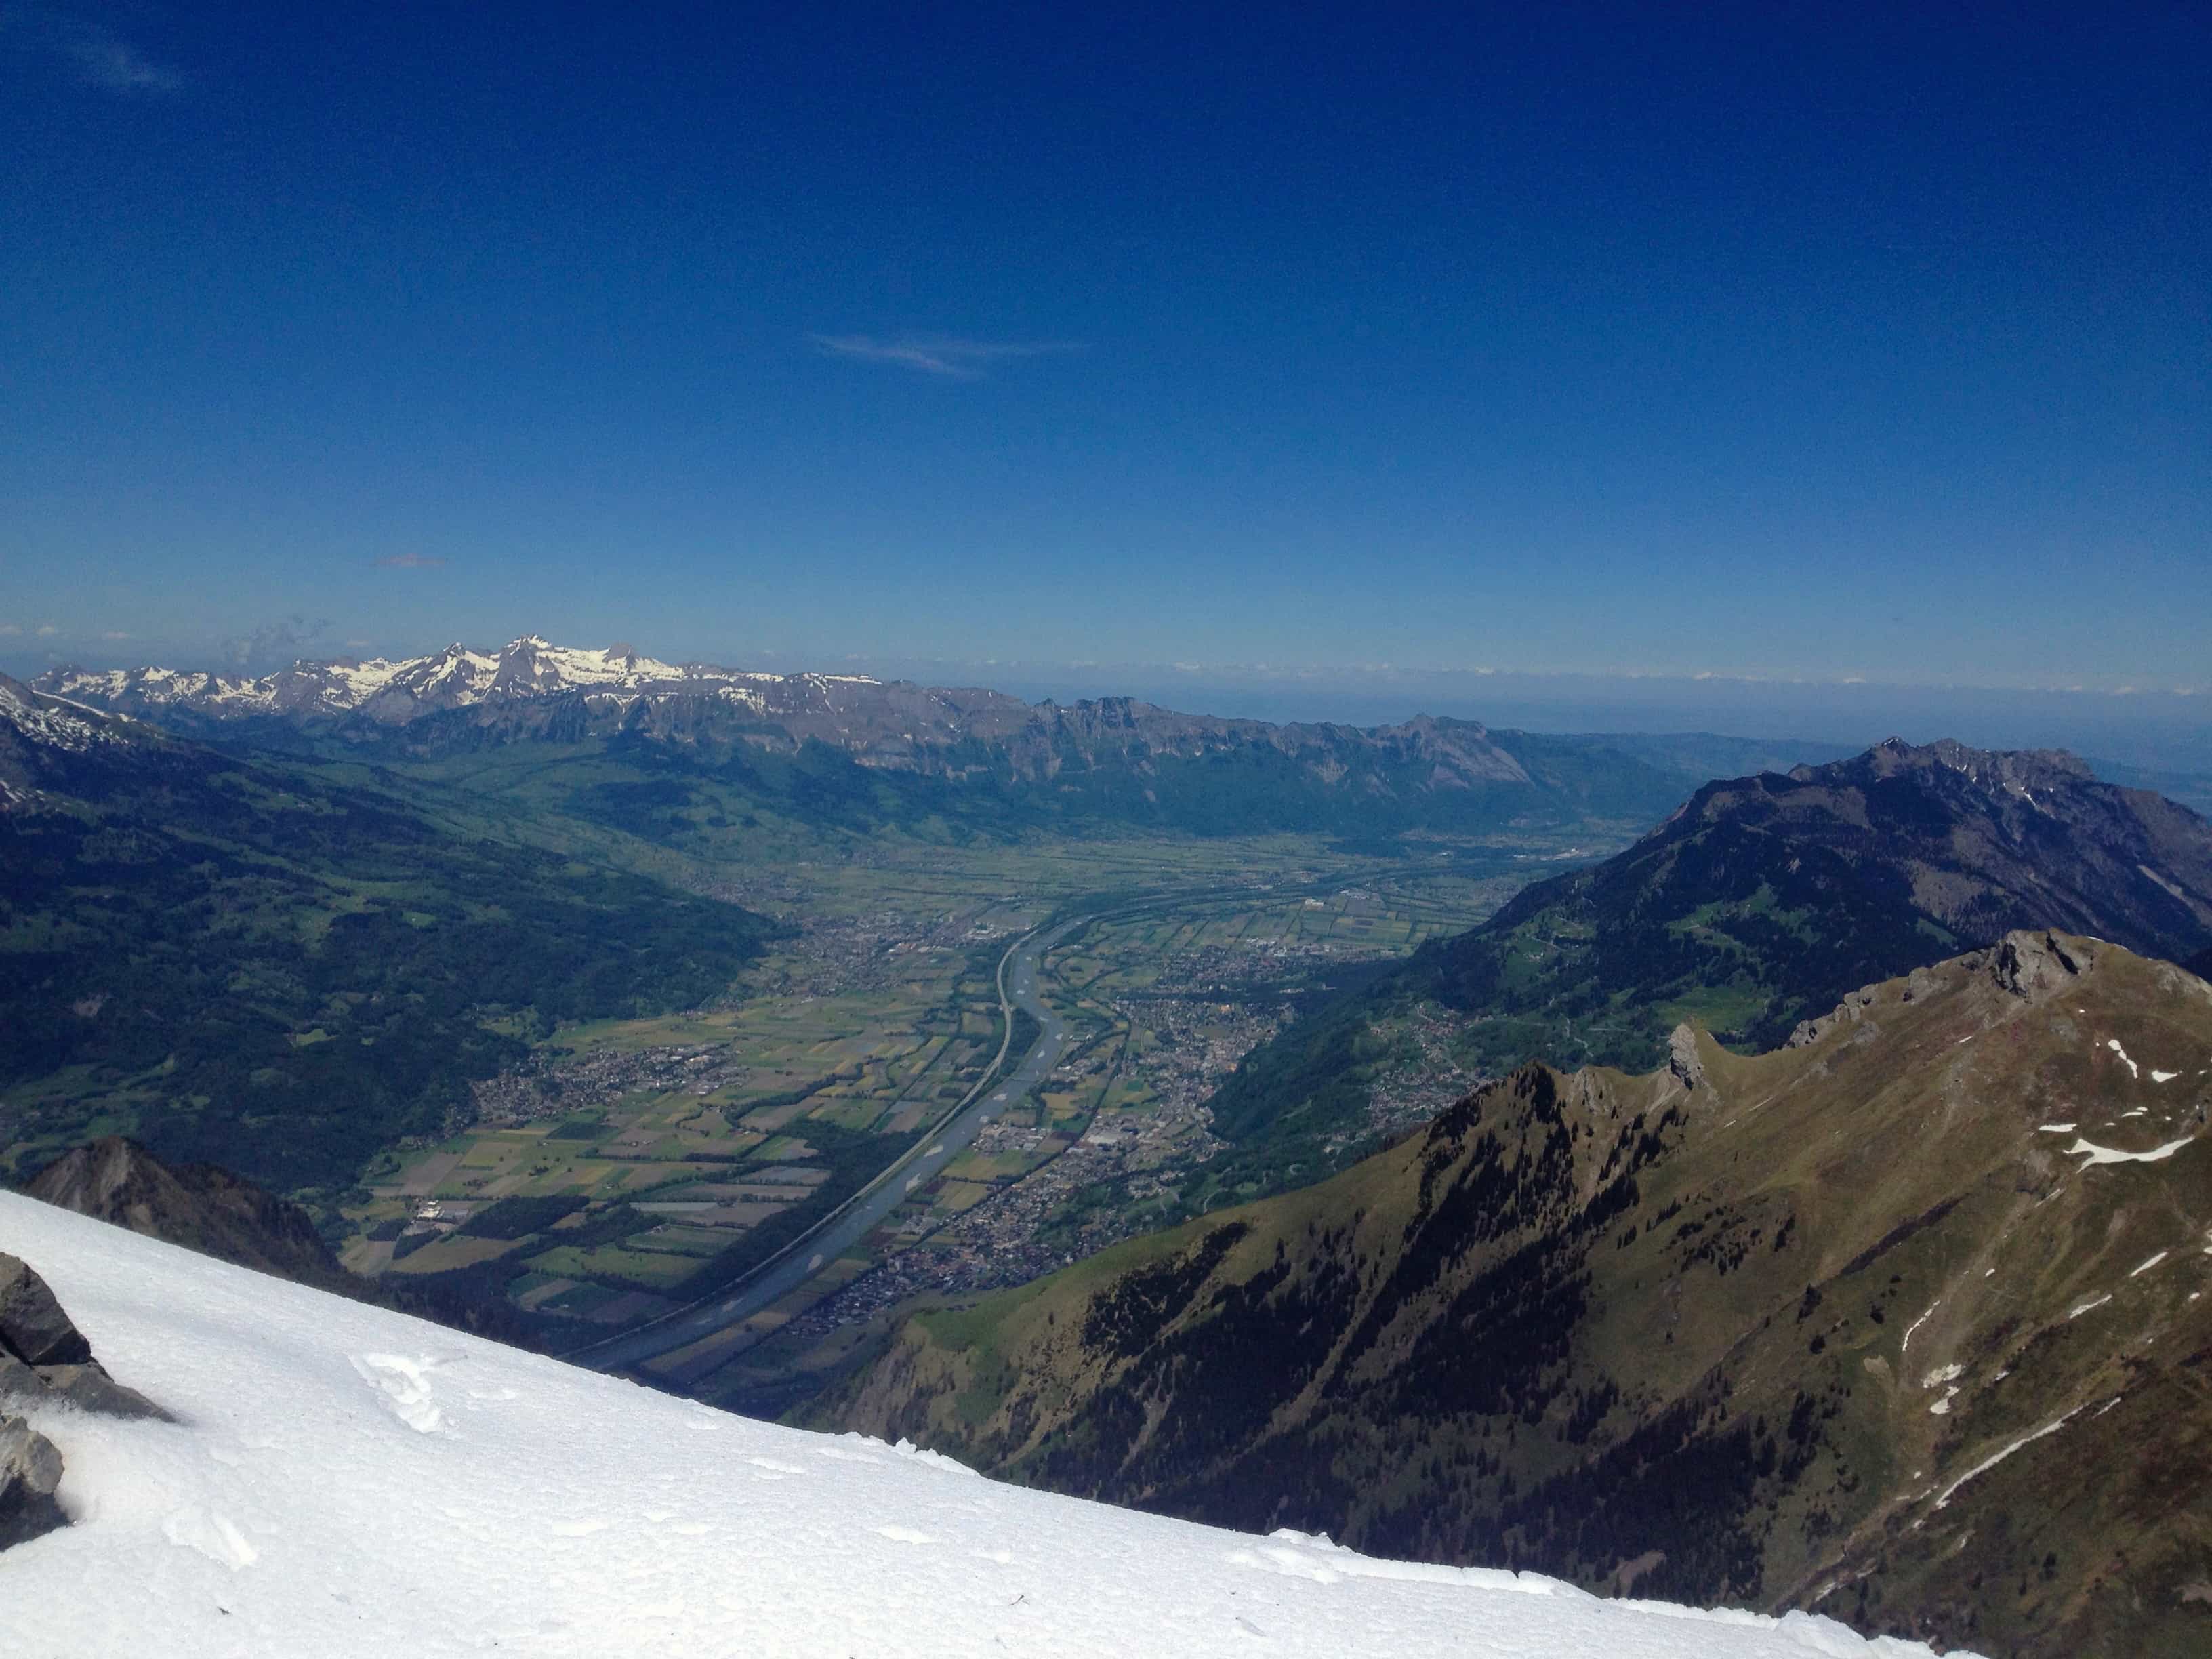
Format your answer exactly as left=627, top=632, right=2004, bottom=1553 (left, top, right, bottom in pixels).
left=0, top=1194, right=1961, bottom=1658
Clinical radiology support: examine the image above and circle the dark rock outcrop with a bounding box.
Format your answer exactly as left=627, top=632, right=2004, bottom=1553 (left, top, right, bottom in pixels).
left=0, top=1414, right=65, bottom=1551
left=0, top=1252, right=169, bottom=1424
left=0, top=1251, right=170, bottom=1555
left=26, top=1137, right=345, bottom=1285
left=0, top=1254, right=92, bottom=1367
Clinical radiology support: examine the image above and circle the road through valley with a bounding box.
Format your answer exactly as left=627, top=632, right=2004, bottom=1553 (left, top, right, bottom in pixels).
left=565, top=917, right=1084, bottom=1375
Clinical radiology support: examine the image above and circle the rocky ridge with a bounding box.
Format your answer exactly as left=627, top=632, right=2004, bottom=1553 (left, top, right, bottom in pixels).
left=1194, top=737, right=2212, bottom=1197
left=1417, top=734, right=2212, bottom=1059
left=827, top=932, right=2212, bottom=1656
left=25, top=1137, right=347, bottom=1285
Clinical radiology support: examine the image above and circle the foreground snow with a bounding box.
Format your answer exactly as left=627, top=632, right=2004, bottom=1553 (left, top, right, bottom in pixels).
left=0, top=1195, right=1961, bottom=1658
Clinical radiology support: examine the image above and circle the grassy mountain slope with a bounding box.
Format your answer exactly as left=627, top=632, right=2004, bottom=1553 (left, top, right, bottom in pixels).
left=1193, top=739, right=2212, bottom=1197
left=0, top=684, right=772, bottom=1194
left=825, top=933, right=2212, bottom=1657
left=256, top=712, right=1717, bottom=847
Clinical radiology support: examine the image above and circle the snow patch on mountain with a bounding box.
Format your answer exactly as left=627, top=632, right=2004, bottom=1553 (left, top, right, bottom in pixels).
left=0, top=1194, right=1958, bottom=1658
left=0, top=677, right=123, bottom=754
left=33, top=636, right=876, bottom=726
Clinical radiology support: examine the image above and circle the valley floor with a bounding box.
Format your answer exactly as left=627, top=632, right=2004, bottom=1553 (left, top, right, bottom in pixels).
left=325, top=832, right=1560, bottom=1405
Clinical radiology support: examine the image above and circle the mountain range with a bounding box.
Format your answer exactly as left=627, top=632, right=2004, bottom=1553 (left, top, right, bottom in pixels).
left=1191, top=737, right=2212, bottom=1203
left=826, top=930, right=2212, bottom=1658
left=28, top=637, right=1819, bottom=839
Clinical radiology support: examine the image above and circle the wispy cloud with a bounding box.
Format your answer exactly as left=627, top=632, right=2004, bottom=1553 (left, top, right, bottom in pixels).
left=14, top=9, right=185, bottom=94
left=35, top=623, right=58, bottom=637
left=811, top=333, right=1084, bottom=380
left=0, top=623, right=20, bottom=637
left=99, top=629, right=130, bottom=640
left=373, top=552, right=448, bottom=569
left=223, top=615, right=330, bottom=668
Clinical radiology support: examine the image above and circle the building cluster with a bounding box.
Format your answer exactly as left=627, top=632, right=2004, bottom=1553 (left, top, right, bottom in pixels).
left=782, top=960, right=1294, bottom=1339
left=468, top=1042, right=753, bottom=1128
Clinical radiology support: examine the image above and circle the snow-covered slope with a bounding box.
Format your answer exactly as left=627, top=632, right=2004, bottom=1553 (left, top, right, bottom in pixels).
left=0, top=1195, right=1958, bottom=1658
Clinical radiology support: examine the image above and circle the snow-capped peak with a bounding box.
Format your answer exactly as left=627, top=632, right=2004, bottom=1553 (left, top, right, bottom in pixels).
left=30, top=636, right=749, bottom=722
left=0, top=1193, right=1961, bottom=1658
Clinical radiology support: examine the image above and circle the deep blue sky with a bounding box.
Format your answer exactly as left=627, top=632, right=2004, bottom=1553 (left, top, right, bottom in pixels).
left=3, top=1, right=2207, bottom=712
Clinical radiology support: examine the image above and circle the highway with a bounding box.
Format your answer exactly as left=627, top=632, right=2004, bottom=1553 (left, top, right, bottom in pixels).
left=564, top=916, right=1086, bottom=1375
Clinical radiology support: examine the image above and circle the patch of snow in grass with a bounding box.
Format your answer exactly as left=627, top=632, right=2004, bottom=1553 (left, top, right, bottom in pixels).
left=2066, top=1134, right=2195, bottom=1168
left=1933, top=1408, right=2084, bottom=1511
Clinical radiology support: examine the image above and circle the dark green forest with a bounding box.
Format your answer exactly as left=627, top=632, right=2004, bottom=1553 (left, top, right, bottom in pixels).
left=0, top=741, right=771, bottom=1192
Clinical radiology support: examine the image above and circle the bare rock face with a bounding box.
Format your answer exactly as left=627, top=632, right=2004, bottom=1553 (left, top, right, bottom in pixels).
left=1666, top=1023, right=1707, bottom=1092
left=0, top=1252, right=171, bottom=1555
left=0, top=1254, right=94, bottom=1368
left=24, top=1137, right=345, bottom=1285
left=1785, top=984, right=1881, bottom=1049
left=0, top=1414, right=65, bottom=1551
left=0, top=1252, right=169, bottom=1426
left=1989, top=928, right=2093, bottom=1000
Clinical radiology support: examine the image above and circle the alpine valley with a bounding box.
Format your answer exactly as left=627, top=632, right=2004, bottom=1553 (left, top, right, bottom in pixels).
left=9, top=636, right=2212, bottom=1656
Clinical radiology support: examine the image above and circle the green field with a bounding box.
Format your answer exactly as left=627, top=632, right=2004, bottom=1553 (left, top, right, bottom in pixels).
left=326, top=828, right=1556, bottom=1351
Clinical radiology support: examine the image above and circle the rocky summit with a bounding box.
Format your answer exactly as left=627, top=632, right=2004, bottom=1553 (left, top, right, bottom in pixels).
left=825, top=933, right=2212, bottom=1658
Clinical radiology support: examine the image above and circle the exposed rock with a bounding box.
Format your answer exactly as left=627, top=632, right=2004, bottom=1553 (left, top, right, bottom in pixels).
left=0, top=1253, right=170, bottom=1425
left=0, top=1252, right=171, bottom=1555
left=1666, top=1023, right=1706, bottom=1092
left=0, top=1254, right=92, bottom=1368
left=25, top=1361, right=169, bottom=1421
left=1989, top=928, right=2092, bottom=1000
left=1786, top=985, right=1881, bottom=1049
left=0, top=1414, right=65, bottom=1551
left=25, top=1137, right=345, bottom=1284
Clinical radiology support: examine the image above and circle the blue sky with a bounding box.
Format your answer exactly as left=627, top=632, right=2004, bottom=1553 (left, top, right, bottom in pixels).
left=2, top=1, right=2207, bottom=708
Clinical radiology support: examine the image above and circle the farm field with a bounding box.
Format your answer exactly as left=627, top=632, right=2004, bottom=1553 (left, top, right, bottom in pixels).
left=334, top=827, right=1586, bottom=1370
